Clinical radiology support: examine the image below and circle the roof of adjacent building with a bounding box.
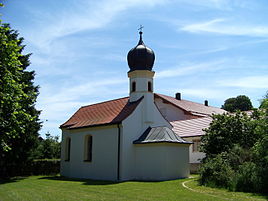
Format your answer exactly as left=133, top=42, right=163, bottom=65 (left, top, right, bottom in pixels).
left=133, top=126, right=191, bottom=144
left=171, top=117, right=212, bottom=138
left=155, top=93, right=225, bottom=116
left=60, top=97, right=142, bottom=129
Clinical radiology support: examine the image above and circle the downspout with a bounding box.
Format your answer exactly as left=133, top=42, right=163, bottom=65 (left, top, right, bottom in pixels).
left=117, top=123, right=121, bottom=181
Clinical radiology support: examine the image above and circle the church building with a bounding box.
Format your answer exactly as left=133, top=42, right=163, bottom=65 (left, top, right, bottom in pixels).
left=60, top=31, right=225, bottom=181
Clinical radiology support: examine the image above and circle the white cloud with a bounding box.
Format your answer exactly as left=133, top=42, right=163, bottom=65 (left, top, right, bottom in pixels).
left=38, top=77, right=127, bottom=106
left=37, top=76, right=128, bottom=136
left=156, top=60, right=225, bottom=78
left=167, top=0, right=251, bottom=11
left=26, top=0, right=168, bottom=50
left=218, top=75, right=268, bottom=88
left=181, top=18, right=268, bottom=38
left=182, top=88, right=228, bottom=99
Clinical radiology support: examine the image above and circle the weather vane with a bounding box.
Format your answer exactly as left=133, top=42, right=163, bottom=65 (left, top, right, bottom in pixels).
left=138, top=25, right=144, bottom=32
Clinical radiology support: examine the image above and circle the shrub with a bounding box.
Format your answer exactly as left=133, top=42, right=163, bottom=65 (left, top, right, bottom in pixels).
left=235, top=162, right=260, bottom=192
left=26, top=159, right=60, bottom=175
left=199, top=154, right=235, bottom=190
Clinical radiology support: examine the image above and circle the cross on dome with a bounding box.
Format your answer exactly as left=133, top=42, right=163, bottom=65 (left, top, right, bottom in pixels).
left=127, top=27, right=155, bottom=72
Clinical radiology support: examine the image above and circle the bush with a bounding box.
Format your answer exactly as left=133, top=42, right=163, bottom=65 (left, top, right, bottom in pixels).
left=235, top=162, right=260, bottom=192
left=26, top=159, right=60, bottom=175
left=200, top=108, right=268, bottom=194
left=2, top=159, right=60, bottom=178
left=199, top=154, right=235, bottom=190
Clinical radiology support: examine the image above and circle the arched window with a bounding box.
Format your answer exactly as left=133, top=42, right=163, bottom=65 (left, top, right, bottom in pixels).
left=148, top=81, right=152, bottom=92
left=65, top=137, right=71, bottom=161
left=84, top=135, right=93, bottom=162
left=132, top=81, right=136, bottom=92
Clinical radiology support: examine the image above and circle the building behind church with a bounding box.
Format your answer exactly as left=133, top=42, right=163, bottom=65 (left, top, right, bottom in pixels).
left=60, top=31, right=225, bottom=181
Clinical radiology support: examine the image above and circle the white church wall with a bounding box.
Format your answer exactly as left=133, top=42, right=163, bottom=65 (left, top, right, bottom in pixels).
left=134, top=143, right=189, bottom=180
left=61, top=125, right=119, bottom=181
left=120, top=98, right=177, bottom=180
left=155, top=98, right=194, bottom=122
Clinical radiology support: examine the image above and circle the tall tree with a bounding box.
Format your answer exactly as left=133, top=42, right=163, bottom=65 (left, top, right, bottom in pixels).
left=222, top=95, right=253, bottom=112
left=259, top=91, right=268, bottom=109
left=31, top=132, right=61, bottom=160
left=0, top=22, right=41, bottom=177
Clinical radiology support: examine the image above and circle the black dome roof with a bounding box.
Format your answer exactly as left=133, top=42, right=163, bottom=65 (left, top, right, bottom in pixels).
left=127, top=32, right=155, bottom=72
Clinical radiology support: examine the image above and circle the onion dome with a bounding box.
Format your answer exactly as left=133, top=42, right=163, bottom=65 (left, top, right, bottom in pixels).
left=127, top=31, right=155, bottom=72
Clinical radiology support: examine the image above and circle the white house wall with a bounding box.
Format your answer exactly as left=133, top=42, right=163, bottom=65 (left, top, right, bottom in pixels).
left=182, top=136, right=206, bottom=164
left=61, top=125, right=119, bottom=181
left=121, top=98, right=185, bottom=180
left=154, top=98, right=194, bottom=122
left=134, top=143, right=189, bottom=180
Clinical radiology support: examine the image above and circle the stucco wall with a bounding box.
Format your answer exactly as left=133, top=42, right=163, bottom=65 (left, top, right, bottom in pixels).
left=182, top=136, right=206, bottom=164
left=60, top=125, right=119, bottom=181
left=134, top=143, right=190, bottom=180
left=120, top=97, right=188, bottom=180
left=154, top=98, right=194, bottom=122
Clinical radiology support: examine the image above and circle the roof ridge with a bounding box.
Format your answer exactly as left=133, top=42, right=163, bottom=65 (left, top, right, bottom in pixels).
left=155, top=93, right=225, bottom=111
left=80, top=96, right=129, bottom=109
left=171, top=117, right=212, bottom=123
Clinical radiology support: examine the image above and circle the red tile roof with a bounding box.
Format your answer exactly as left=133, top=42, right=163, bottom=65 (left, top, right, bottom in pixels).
left=61, top=93, right=224, bottom=130
left=171, top=117, right=212, bottom=137
left=60, top=97, right=142, bottom=129
left=155, top=93, right=225, bottom=116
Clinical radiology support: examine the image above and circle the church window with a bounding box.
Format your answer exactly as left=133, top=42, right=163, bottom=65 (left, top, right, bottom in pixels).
left=132, top=81, right=136, bottom=92
left=84, top=135, right=93, bottom=162
left=148, top=81, right=152, bottom=92
left=65, top=137, right=71, bottom=161
left=192, top=139, right=201, bottom=152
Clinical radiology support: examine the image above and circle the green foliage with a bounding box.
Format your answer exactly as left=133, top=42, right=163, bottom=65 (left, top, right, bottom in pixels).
left=201, top=111, right=259, bottom=157
left=259, top=91, right=268, bottom=109
left=0, top=23, right=41, bottom=177
left=235, top=162, right=260, bottom=192
left=222, top=95, right=253, bottom=112
left=199, top=153, right=235, bottom=189
left=27, top=159, right=60, bottom=175
left=31, top=132, right=61, bottom=159
left=200, top=109, right=268, bottom=193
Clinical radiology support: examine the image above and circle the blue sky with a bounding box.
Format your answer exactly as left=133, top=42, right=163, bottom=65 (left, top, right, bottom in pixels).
left=2, top=0, right=268, bottom=138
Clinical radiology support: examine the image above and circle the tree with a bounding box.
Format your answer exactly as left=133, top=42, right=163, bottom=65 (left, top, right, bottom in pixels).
left=31, top=132, right=61, bottom=159
left=222, top=95, right=253, bottom=112
left=200, top=109, right=268, bottom=193
left=0, top=22, right=41, bottom=177
left=259, top=91, right=268, bottom=109
left=201, top=111, right=259, bottom=158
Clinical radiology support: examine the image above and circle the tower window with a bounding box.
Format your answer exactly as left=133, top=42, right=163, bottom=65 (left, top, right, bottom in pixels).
left=84, top=135, right=93, bottom=162
left=148, top=81, right=152, bottom=92
left=132, top=81, right=136, bottom=92
left=65, top=137, right=71, bottom=161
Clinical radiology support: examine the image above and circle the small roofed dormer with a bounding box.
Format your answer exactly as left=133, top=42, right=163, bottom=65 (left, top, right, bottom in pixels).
left=127, top=30, right=155, bottom=103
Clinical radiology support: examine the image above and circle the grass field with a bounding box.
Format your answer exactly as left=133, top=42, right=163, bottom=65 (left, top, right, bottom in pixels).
left=0, top=176, right=267, bottom=201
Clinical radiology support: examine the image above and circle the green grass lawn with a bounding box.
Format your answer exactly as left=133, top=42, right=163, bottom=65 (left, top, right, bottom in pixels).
left=0, top=176, right=267, bottom=201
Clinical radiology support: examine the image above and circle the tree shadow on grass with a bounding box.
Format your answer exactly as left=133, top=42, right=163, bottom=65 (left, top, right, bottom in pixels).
left=0, top=177, right=26, bottom=185
left=39, top=176, right=120, bottom=185
left=39, top=176, right=166, bottom=186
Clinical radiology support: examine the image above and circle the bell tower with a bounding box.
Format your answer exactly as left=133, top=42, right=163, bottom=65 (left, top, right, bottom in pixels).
left=127, top=29, right=156, bottom=124
left=127, top=30, right=155, bottom=103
